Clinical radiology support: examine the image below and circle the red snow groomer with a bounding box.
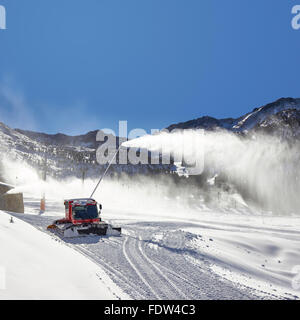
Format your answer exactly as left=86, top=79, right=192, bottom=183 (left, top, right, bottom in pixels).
left=47, top=198, right=121, bottom=237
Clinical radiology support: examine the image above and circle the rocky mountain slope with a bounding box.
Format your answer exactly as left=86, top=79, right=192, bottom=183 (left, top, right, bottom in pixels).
left=0, top=122, right=170, bottom=180
left=167, top=98, right=300, bottom=138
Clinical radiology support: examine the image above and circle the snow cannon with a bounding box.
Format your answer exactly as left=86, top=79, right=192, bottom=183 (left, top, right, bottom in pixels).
left=47, top=198, right=121, bottom=238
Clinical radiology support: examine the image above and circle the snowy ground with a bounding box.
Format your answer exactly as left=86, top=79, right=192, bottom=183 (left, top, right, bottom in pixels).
left=3, top=197, right=300, bottom=300
left=0, top=209, right=129, bottom=300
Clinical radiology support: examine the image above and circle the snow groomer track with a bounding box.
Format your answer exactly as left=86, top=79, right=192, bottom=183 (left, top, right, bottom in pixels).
left=10, top=207, right=297, bottom=300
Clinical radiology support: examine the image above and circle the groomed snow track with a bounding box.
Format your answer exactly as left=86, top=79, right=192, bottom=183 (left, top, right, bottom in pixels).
left=8, top=211, right=292, bottom=300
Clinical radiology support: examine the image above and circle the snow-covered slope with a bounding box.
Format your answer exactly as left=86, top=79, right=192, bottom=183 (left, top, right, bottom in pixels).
left=0, top=210, right=128, bottom=300
left=5, top=196, right=300, bottom=300
left=253, top=108, right=300, bottom=140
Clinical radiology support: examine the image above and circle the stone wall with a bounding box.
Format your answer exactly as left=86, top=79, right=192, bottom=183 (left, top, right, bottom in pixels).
left=0, top=182, right=24, bottom=213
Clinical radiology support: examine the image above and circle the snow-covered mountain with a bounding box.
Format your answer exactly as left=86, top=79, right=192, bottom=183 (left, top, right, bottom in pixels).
left=15, top=129, right=99, bottom=149
left=0, top=122, right=171, bottom=180
left=167, top=97, right=300, bottom=136
left=253, top=108, right=300, bottom=140
left=1, top=97, right=300, bottom=181
left=0, top=121, right=99, bottom=179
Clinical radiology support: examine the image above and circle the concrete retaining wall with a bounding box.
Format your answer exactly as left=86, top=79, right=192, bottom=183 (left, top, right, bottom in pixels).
left=0, top=193, right=24, bottom=213
left=0, top=182, right=24, bottom=213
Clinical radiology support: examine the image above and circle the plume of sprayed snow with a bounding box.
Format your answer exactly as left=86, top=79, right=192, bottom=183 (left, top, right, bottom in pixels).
left=201, top=130, right=300, bottom=214
left=123, top=130, right=204, bottom=175
left=123, top=129, right=300, bottom=215
left=122, top=130, right=204, bottom=160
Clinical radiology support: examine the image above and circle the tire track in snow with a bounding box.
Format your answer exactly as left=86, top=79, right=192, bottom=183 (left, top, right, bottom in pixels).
left=123, top=235, right=191, bottom=299
left=74, top=243, right=146, bottom=299
left=122, top=236, right=161, bottom=299
left=137, top=236, right=188, bottom=299
left=149, top=257, right=204, bottom=293
left=55, top=240, right=132, bottom=298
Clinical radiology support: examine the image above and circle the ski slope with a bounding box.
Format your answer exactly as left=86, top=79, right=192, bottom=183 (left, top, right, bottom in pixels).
left=4, top=196, right=300, bottom=300
left=0, top=209, right=129, bottom=300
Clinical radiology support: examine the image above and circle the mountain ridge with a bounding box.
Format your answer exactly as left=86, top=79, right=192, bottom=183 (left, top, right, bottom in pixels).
left=166, top=97, right=300, bottom=134
left=1, top=97, right=300, bottom=180
left=13, top=97, right=300, bottom=145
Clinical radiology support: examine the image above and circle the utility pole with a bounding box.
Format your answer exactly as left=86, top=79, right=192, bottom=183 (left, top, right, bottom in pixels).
left=40, top=156, right=47, bottom=213
left=81, top=167, right=88, bottom=187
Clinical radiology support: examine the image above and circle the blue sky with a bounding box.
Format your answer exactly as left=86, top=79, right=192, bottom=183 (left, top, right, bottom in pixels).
left=0, top=0, right=299, bottom=135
